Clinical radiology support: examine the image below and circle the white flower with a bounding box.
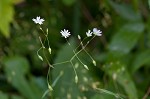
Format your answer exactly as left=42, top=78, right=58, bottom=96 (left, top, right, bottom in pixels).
left=86, top=30, right=93, bottom=37
left=60, top=29, right=71, bottom=38
left=93, top=28, right=102, bottom=36
left=32, top=16, right=45, bottom=25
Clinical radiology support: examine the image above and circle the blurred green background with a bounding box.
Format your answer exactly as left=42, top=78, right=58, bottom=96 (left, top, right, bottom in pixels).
left=0, top=0, right=150, bottom=99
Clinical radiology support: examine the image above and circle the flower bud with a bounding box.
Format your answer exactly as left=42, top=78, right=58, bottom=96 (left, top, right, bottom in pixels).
left=75, top=75, right=78, bottom=83
left=78, top=35, right=81, bottom=40
left=48, top=83, right=53, bottom=91
left=38, top=55, right=43, bottom=61
left=48, top=47, right=51, bottom=54
left=84, top=65, right=89, bottom=70
left=92, top=60, right=96, bottom=66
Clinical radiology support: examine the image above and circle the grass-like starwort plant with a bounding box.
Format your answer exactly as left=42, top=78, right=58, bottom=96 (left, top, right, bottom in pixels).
left=32, top=16, right=124, bottom=99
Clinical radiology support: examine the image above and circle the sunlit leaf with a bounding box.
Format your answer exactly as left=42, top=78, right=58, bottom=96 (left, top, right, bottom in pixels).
left=0, top=0, right=14, bottom=37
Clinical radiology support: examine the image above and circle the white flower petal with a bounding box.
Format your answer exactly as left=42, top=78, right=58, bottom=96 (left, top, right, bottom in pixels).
left=93, top=28, right=102, bottom=36
left=32, top=16, right=45, bottom=25
left=60, top=29, right=71, bottom=38
left=86, top=30, right=93, bottom=37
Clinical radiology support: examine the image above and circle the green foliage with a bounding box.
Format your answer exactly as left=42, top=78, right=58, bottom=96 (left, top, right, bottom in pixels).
left=52, top=39, right=81, bottom=99
left=149, top=0, right=150, bottom=9
left=0, top=92, right=8, bottom=99
left=109, top=22, right=145, bottom=55
left=0, top=0, right=14, bottom=37
left=3, top=56, right=43, bottom=99
left=108, top=0, right=141, bottom=21
left=0, top=0, right=23, bottom=37
left=11, top=95, right=24, bottom=99
left=62, top=0, right=76, bottom=6
left=52, top=38, right=125, bottom=99
left=0, top=0, right=150, bottom=99
left=103, top=62, right=138, bottom=99
left=131, top=50, right=150, bottom=73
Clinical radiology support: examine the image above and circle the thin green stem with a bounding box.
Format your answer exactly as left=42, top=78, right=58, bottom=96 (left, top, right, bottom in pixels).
left=52, top=61, right=70, bottom=66
left=46, top=66, right=51, bottom=86
left=42, top=49, right=54, bottom=68
left=84, top=48, right=94, bottom=61
left=70, top=38, right=91, bottom=61
left=66, top=39, right=71, bottom=45
left=39, top=26, right=51, bottom=49
left=75, top=36, right=88, bottom=51
left=66, top=39, right=88, bottom=69
left=36, top=47, right=44, bottom=61
left=46, top=65, right=53, bottom=94
left=113, top=79, right=120, bottom=96
left=39, top=36, right=45, bottom=48
left=42, top=89, right=49, bottom=99
left=79, top=36, right=96, bottom=61
left=46, top=35, right=51, bottom=48
left=70, top=61, right=78, bottom=81
left=94, top=87, right=124, bottom=99
left=37, top=47, right=43, bottom=55
left=39, top=26, right=45, bottom=34
left=52, top=71, right=63, bottom=87
left=73, top=50, right=85, bottom=66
